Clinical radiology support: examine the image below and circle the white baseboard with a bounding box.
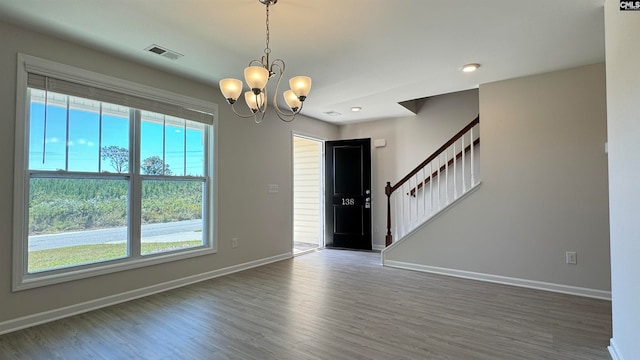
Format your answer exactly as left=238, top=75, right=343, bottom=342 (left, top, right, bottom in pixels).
left=0, top=252, right=292, bottom=336
left=372, top=244, right=385, bottom=251
left=383, top=260, right=611, bottom=300
left=608, top=338, right=624, bottom=360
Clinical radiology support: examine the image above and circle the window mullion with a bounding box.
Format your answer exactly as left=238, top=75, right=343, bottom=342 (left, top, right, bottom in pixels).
left=98, top=102, right=103, bottom=173
left=130, top=109, right=142, bottom=258
left=42, top=83, right=48, bottom=164
left=162, top=115, right=167, bottom=175
left=64, top=95, right=70, bottom=171
left=205, top=126, right=213, bottom=246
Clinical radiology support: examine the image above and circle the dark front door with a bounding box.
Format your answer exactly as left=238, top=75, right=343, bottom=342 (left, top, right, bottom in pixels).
left=325, top=138, right=372, bottom=250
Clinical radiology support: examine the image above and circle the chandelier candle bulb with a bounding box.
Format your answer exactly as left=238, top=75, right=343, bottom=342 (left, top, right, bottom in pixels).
left=289, top=76, right=312, bottom=99
left=284, top=90, right=301, bottom=111
left=244, top=66, right=269, bottom=92
left=219, top=78, right=243, bottom=104
left=245, top=91, right=264, bottom=113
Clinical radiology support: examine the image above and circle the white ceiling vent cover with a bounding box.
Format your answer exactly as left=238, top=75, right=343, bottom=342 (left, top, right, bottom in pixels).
left=144, top=44, right=183, bottom=60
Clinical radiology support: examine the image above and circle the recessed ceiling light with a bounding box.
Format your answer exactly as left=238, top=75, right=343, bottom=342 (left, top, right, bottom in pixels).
left=462, top=63, right=480, bottom=73
left=351, top=107, right=362, bottom=112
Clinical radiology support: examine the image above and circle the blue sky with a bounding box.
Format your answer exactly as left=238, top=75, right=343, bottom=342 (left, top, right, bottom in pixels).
left=29, top=93, right=205, bottom=176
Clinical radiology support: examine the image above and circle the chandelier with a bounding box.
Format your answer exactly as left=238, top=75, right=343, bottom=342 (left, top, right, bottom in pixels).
left=219, top=0, right=312, bottom=123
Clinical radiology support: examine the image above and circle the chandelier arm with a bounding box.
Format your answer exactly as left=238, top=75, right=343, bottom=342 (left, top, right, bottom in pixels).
left=270, top=61, right=284, bottom=109
left=274, top=111, right=296, bottom=122
left=271, top=59, right=286, bottom=73
left=271, top=81, right=297, bottom=122
left=269, top=60, right=298, bottom=120
left=278, top=101, right=305, bottom=122
left=254, top=111, right=267, bottom=124
left=272, top=97, right=297, bottom=118
left=258, top=88, right=268, bottom=113
left=230, top=102, right=262, bottom=119
left=272, top=80, right=298, bottom=122
left=229, top=101, right=268, bottom=124
left=249, top=59, right=264, bottom=67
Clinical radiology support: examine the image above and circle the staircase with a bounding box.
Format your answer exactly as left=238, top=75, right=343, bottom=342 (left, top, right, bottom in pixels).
left=384, top=116, right=480, bottom=246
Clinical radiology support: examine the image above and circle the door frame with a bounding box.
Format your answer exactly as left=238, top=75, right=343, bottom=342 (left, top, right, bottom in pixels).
left=291, top=132, right=326, bottom=254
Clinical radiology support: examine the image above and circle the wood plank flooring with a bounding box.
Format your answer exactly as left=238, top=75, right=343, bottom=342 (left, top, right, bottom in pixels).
left=0, top=249, right=612, bottom=359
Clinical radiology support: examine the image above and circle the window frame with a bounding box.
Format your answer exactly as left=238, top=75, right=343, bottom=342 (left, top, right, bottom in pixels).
left=13, top=53, right=218, bottom=291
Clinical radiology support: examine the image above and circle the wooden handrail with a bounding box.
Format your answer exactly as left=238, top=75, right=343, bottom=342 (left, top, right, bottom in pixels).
left=385, top=115, right=479, bottom=246
left=389, top=116, right=479, bottom=194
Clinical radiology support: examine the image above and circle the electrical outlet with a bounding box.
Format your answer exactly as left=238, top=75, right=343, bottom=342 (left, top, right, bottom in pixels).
left=232, top=238, right=238, bottom=248
left=566, top=251, right=577, bottom=265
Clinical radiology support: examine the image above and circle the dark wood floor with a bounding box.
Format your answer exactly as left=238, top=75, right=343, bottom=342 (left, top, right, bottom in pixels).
left=0, top=249, right=612, bottom=359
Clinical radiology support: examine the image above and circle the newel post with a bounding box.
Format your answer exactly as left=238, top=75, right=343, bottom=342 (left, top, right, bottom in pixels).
left=385, top=181, right=392, bottom=246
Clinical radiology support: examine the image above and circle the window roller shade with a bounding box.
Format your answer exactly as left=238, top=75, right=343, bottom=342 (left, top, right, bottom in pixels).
left=28, top=73, right=214, bottom=125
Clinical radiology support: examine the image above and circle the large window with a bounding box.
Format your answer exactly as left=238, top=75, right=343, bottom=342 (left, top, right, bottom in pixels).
left=13, top=54, right=217, bottom=290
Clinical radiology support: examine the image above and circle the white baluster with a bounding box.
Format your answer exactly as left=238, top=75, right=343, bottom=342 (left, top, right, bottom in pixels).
left=436, top=155, right=441, bottom=209
left=422, top=166, right=427, bottom=218
left=414, top=173, right=419, bottom=225
left=470, top=126, right=475, bottom=186
left=429, top=161, right=433, bottom=213
left=462, top=133, right=466, bottom=193
left=395, top=188, right=401, bottom=239
left=399, top=184, right=405, bottom=238
left=453, top=141, right=457, bottom=199
left=393, top=193, right=398, bottom=240
left=408, top=177, right=413, bottom=230
left=445, top=147, right=449, bottom=205
left=404, top=182, right=409, bottom=236
left=406, top=181, right=410, bottom=233
left=396, top=191, right=401, bottom=239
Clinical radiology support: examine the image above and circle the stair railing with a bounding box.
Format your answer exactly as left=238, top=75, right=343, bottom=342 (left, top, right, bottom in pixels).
left=385, top=116, right=480, bottom=246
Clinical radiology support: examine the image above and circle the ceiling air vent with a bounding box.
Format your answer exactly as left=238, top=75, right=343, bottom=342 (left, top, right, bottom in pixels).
left=144, top=44, right=183, bottom=60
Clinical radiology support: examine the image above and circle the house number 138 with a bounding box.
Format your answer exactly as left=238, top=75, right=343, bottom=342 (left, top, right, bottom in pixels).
left=342, top=198, right=355, bottom=206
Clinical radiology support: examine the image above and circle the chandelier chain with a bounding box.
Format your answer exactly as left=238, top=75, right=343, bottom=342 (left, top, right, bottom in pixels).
left=264, top=3, right=271, bottom=55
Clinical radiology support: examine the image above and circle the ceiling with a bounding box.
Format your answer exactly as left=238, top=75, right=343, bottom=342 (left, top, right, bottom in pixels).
left=0, top=0, right=605, bottom=124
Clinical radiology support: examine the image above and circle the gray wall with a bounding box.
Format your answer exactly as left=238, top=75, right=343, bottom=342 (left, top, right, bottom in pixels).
left=0, top=20, right=338, bottom=324
left=338, top=90, right=480, bottom=247
left=605, top=1, right=640, bottom=358
left=384, top=64, right=611, bottom=292
left=0, top=15, right=618, bottom=336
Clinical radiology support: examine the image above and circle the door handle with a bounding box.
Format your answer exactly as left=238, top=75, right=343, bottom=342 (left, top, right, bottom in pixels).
left=365, top=190, right=371, bottom=208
